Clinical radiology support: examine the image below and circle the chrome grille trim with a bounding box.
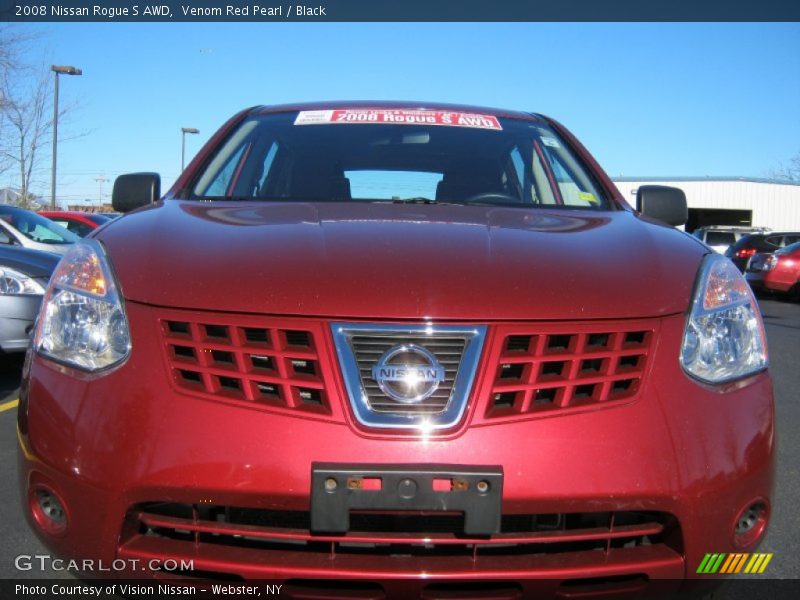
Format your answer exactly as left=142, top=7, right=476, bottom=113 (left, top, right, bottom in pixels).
left=331, top=323, right=487, bottom=430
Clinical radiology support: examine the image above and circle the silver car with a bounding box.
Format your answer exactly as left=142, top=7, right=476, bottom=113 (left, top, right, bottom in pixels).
left=0, top=205, right=79, bottom=255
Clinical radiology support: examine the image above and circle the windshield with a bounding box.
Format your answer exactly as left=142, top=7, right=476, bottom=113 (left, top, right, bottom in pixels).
left=0, top=208, right=79, bottom=245
left=188, top=110, right=611, bottom=209
left=86, top=213, right=112, bottom=225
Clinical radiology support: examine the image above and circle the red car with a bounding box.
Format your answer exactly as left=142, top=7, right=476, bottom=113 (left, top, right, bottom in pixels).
left=38, top=211, right=112, bottom=237
left=746, top=241, right=800, bottom=299
left=18, top=103, right=773, bottom=596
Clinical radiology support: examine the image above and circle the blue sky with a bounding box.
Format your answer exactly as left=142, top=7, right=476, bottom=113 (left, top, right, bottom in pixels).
left=8, top=22, right=800, bottom=205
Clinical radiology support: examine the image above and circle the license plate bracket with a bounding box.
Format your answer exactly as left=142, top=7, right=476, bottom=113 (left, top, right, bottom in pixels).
left=310, top=463, right=503, bottom=535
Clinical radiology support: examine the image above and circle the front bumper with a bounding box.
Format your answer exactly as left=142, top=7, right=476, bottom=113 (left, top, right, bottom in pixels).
left=17, top=302, right=774, bottom=594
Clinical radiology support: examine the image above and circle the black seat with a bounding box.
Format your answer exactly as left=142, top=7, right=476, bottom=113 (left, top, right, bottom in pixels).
left=329, top=176, right=351, bottom=201
left=436, top=159, right=505, bottom=201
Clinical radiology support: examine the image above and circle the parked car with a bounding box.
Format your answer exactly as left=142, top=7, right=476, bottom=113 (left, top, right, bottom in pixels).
left=691, top=225, right=770, bottom=254
left=18, top=103, right=773, bottom=594
left=0, top=205, right=79, bottom=254
left=725, top=231, right=800, bottom=272
left=39, top=210, right=113, bottom=237
left=0, top=246, right=60, bottom=353
left=746, top=241, right=800, bottom=299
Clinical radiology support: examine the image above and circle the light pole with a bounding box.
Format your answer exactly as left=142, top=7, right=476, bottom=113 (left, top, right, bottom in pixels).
left=95, top=176, right=109, bottom=207
left=181, top=127, right=199, bottom=171
left=51, top=65, right=82, bottom=209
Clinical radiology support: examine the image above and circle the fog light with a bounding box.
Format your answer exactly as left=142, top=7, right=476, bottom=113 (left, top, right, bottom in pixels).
left=29, top=486, right=68, bottom=536
left=734, top=501, right=768, bottom=549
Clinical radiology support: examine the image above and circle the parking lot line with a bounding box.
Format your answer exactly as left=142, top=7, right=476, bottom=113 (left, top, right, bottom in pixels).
left=0, top=398, right=19, bottom=413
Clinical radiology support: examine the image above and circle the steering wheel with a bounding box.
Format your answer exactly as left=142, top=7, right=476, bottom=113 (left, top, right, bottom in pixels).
left=463, top=192, right=522, bottom=205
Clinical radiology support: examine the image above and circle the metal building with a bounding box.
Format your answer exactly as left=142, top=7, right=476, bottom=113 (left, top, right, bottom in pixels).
left=612, top=177, right=800, bottom=232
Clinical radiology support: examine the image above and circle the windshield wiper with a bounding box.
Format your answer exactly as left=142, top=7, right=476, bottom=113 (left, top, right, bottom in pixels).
left=392, top=197, right=437, bottom=204
left=390, top=197, right=500, bottom=207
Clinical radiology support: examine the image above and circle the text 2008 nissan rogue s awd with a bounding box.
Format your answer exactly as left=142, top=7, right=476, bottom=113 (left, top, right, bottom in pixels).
left=18, top=103, right=774, bottom=597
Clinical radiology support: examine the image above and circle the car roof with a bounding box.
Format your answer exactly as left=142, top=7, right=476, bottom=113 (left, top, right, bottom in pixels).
left=0, top=244, right=61, bottom=276
left=736, top=231, right=800, bottom=240
left=0, top=205, right=27, bottom=214
left=697, top=226, right=769, bottom=232
left=254, top=101, right=546, bottom=123
left=744, top=231, right=800, bottom=237
left=40, top=211, right=91, bottom=217
left=39, top=210, right=83, bottom=219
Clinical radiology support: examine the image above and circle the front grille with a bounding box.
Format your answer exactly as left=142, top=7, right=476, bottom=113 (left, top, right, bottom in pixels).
left=351, top=334, right=467, bottom=414
left=126, top=502, right=679, bottom=561
left=160, top=314, right=339, bottom=419
left=159, top=309, right=658, bottom=428
left=479, top=322, right=657, bottom=422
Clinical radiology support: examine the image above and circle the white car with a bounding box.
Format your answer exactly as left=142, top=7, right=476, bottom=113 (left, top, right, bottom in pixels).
left=691, top=226, right=770, bottom=255
left=0, top=205, right=79, bottom=255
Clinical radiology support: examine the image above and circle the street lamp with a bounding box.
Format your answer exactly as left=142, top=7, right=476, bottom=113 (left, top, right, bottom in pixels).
left=51, top=65, right=82, bottom=209
left=95, top=176, right=109, bottom=206
left=181, top=127, right=199, bottom=171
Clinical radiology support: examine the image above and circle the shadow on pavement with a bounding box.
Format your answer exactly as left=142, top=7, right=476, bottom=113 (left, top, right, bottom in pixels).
left=0, top=353, right=25, bottom=403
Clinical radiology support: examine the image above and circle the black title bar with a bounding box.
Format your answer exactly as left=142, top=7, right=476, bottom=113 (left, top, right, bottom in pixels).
left=2, top=0, right=800, bottom=22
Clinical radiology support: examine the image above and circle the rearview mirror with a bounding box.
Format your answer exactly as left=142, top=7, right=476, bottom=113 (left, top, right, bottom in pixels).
left=636, top=185, right=688, bottom=227
left=112, top=173, right=161, bottom=213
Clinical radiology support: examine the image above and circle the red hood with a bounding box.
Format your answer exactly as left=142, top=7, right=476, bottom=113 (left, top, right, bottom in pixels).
left=98, top=201, right=706, bottom=321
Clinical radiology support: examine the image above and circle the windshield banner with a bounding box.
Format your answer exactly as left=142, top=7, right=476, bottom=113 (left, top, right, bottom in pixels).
left=294, top=109, right=503, bottom=130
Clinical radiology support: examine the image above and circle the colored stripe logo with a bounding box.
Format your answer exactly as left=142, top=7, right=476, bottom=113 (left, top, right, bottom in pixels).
left=697, top=553, right=773, bottom=574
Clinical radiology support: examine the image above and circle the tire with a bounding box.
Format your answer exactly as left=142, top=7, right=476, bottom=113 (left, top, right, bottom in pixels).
left=789, top=282, right=800, bottom=302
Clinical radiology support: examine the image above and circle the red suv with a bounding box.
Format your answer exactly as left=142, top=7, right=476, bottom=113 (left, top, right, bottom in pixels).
left=18, top=103, right=774, bottom=596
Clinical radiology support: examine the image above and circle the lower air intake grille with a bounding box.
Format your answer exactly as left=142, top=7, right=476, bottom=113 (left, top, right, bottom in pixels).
left=127, top=502, right=680, bottom=560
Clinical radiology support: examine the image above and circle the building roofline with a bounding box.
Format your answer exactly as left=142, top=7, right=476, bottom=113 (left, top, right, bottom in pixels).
left=612, top=176, right=800, bottom=187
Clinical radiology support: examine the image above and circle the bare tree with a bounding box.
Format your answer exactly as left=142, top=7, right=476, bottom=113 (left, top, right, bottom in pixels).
left=767, top=152, right=800, bottom=183
left=1, top=71, right=52, bottom=208
left=1, top=26, right=38, bottom=194
left=1, top=27, right=86, bottom=208
left=0, top=27, right=25, bottom=179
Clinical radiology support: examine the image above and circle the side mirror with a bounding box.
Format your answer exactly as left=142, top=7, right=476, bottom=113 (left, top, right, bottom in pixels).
left=112, top=173, right=161, bottom=213
left=636, top=185, right=688, bottom=227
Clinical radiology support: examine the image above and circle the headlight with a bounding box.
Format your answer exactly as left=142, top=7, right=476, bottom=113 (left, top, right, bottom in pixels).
left=0, top=267, right=45, bottom=295
left=34, top=240, right=130, bottom=371
left=680, top=254, right=768, bottom=384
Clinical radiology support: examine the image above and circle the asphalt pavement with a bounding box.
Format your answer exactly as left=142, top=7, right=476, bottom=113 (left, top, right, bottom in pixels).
left=0, top=296, right=798, bottom=583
